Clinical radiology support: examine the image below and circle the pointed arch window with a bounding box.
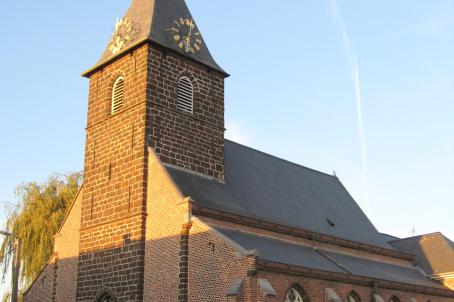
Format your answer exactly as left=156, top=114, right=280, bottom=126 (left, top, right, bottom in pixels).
left=98, top=294, right=113, bottom=302
left=347, top=291, right=361, bottom=302
left=177, top=76, right=194, bottom=114
left=284, top=285, right=310, bottom=302
left=111, top=76, right=125, bottom=115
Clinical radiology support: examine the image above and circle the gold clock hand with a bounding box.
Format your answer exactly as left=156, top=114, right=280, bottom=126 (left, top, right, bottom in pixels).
left=188, top=22, right=193, bottom=37
left=185, top=36, right=191, bottom=52
left=185, top=22, right=193, bottom=53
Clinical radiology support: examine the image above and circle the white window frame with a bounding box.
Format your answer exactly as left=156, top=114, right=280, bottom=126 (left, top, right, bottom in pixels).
left=111, top=76, right=125, bottom=115
left=177, top=76, right=194, bottom=114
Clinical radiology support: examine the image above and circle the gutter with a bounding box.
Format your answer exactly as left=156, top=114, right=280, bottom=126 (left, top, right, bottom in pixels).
left=430, top=272, right=454, bottom=280
left=191, top=203, right=414, bottom=261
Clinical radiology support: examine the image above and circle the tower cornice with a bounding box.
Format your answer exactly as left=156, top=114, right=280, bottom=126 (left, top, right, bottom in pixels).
left=81, top=38, right=229, bottom=78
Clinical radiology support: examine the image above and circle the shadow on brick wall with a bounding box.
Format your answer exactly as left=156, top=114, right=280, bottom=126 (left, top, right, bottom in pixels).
left=23, top=228, right=255, bottom=302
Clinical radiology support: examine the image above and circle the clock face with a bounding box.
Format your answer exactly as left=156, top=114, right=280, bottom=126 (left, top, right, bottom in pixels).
left=170, top=18, right=202, bottom=54
left=109, top=18, right=140, bottom=54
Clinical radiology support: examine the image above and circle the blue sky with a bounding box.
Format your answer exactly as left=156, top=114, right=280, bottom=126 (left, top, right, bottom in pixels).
left=1, top=0, right=453, bottom=296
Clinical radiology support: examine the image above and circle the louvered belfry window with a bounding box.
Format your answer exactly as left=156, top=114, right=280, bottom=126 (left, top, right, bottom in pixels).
left=177, top=76, right=194, bottom=114
left=111, top=76, right=125, bottom=115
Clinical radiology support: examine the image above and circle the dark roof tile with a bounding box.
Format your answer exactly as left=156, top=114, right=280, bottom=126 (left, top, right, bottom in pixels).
left=84, top=0, right=226, bottom=76
left=212, top=226, right=346, bottom=274
left=167, top=140, right=393, bottom=249
left=213, top=225, right=444, bottom=289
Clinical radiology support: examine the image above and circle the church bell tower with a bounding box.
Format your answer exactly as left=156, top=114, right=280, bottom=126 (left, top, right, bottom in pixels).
left=78, top=0, right=227, bottom=301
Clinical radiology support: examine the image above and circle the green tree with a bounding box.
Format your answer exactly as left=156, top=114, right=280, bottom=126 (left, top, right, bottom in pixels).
left=0, top=172, right=82, bottom=290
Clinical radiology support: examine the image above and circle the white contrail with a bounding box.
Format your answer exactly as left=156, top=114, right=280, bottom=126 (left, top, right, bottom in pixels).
left=328, top=0, right=370, bottom=215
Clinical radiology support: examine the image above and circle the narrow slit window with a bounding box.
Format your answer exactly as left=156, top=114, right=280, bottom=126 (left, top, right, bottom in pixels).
left=177, top=76, right=194, bottom=114
left=111, top=76, right=125, bottom=115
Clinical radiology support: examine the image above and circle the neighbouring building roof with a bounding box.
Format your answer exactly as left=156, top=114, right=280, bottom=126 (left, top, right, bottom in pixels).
left=390, top=233, right=454, bottom=276
left=449, top=238, right=454, bottom=250
left=212, top=225, right=446, bottom=289
left=83, top=0, right=225, bottom=76
left=166, top=140, right=393, bottom=249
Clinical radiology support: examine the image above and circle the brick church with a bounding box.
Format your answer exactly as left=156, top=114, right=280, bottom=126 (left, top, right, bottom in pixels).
left=23, top=0, right=454, bottom=301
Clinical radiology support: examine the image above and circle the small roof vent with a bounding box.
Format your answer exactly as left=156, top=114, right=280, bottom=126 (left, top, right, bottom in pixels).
left=177, top=76, right=194, bottom=114
left=111, top=77, right=125, bottom=115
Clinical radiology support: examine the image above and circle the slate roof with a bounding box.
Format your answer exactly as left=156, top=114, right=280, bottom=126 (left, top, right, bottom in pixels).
left=213, top=226, right=445, bottom=289
left=380, top=232, right=400, bottom=242
left=166, top=140, right=393, bottom=249
left=84, top=0, right=225, bottom=76
left=215, top=227, right=346, bottom=274
left=322, top=250, right=443, bottom=288
left=390, top=233, right=454, bottom=276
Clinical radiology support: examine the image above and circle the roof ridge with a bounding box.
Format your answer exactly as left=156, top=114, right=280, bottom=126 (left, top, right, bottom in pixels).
left=55, top=183, right=84, bottom=235
left=380, top=232, right=400, bottom=240
left=225, top=139, right=337, bottom=179
left=390, top=232, right=443, bottom=243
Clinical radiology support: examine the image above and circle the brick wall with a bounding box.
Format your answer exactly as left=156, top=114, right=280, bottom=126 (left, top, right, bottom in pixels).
left=23, top=256, right=56, bottom=302
left=146, top=46, right=226, bottom=180
left=72, top=32, right=227, bottom=301
left=77, top=44, right=149, bottom=302
left=258, top=271, right=454, bottom=302
left=78, top=39, right=226, bottom=301
left=54, top=188, right=83, bottom=302
left=143, top=147, right=190, bottom=301
left=23, top=189, right=83, bottom=302
left=188, top=218, right=256, bottom=302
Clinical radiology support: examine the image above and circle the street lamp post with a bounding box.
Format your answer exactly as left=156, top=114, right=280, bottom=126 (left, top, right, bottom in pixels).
left=0, top=231, right=20, bottom=302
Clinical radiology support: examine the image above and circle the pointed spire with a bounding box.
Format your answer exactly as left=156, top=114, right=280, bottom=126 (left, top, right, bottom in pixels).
left=83, top=0, right=226, bottom=76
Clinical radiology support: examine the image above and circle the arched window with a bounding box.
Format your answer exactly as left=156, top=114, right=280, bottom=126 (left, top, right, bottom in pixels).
left=111, top=76, right=125, bottom=115
left=284, top=285, right=310, bottom=302
left=95, top=287, right=116, bottom=302
left=389, top=296, right=401, bottom=302
left=347, top=291, right=361, bottom=302
left=177, top=76, right=194, bottom=114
